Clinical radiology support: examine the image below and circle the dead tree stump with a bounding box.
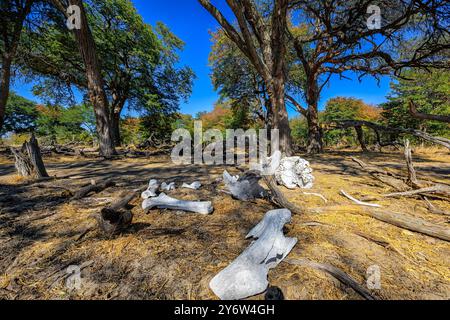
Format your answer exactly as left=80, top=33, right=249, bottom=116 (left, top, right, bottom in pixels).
left=11, top=133, right=49, bottom=179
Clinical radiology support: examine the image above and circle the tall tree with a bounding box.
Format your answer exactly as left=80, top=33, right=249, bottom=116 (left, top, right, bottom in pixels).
left=289, top=0, right=449, bottom=153
left=48, top=0, right=116, bottom=157
left=198, top=0, right=293, bottom=155
left=0, top=0, right=34, bottom=132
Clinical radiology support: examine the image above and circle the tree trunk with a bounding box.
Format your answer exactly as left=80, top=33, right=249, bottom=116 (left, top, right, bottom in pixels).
left=0, top=0, right=33, bottom=132
left=67, top=0, right=115, bottom=158
left=11, top=147, right=33, bottom=177
left=355, top=126, right=368, bottom=152
left=0, top=56, right=12, bottom=132
left=305, top=77, right=323, bottom=154
left=269, top=77, right=292, bottom=156
left=111, top=112, right=121, bottom=147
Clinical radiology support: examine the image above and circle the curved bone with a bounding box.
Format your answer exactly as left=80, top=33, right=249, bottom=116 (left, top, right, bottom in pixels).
left=182, top=181, right=202, bottom=190
left=142, top=193, right=213, bottom=215
left=141, top=179, right=160, bottom=199
left=275, top=157, right=314, bottom=189
left=250, top=150, right=282, bottom=176
left=223, top=170, right=266, bottom=201
left=161, top=182, right=176, bottom=191
left=209, top=209, right=297, bottom=300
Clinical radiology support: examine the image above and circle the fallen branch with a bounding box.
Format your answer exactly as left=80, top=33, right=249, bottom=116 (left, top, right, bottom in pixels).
left=362, top=208, right=450, bottom=242
left=424, top=197, right=450, bottom=216
left=263, top=176, right=304, bottom=215
left=284, top=258, right=377, bottom=300
left=404, top=139, right=421, bottom=188
left=340, top=190, right=382, bottom=208
left=71, top=179, right=116, bottom=200
left=381, top=185, right=450, bottom=199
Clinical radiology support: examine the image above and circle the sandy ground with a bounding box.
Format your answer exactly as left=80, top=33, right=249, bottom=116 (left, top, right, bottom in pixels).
left=0, top=148, right=449, bottom=300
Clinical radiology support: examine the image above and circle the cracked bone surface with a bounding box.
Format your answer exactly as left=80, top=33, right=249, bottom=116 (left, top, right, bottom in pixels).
left=142, top=193, right=213, bottom=214
left=141, top=179, right=160, bottom=199
left=251, top=150, right=282, bottom=176
left=161, top=182, right=176, bottom=191
left=181, top=181, right=202, bottom=190
left=274, top=157, right=314, bottom=189
left=209, top=209, right=297, bottom=300
left=223, top=170, right=267, bottom=201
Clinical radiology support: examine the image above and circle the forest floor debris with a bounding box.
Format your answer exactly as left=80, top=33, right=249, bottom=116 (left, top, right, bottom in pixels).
left=0, top=148, right=449, bottom=300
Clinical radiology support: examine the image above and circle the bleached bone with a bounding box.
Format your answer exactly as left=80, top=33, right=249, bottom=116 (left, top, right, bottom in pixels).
left=223, top=170, right=267, bottom=201
left=340, top=190, right=382, bottom=208
left=142, top=193, right=213, bottom=214
left=250, top=150, right=282, bottom=176
left=209, top=209, right=297, bottom=300
left=161, top=182, right=176, bottom=191
left=141, top=179, right=160, bottom=199
left=182, top=181, right=202, bottom=190
left=275, top=157, right=314, bottom=189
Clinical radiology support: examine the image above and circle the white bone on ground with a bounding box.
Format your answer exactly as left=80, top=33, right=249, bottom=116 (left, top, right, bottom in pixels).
left=142, top=193, right=213, bottom=214
left=161, top=182, right=176, bottom=191
left=141, top=179, right=160, bottom=199
left=275, top=157, right=315, bottom=189
left=181, top=181, right=202, bottom=190
left=209, top=209, right=297, bottom=300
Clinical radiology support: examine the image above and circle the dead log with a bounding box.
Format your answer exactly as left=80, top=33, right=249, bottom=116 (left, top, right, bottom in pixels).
left=362, top=208, right=450, bottom=242
left=71, top=179, right=116, bottom=200
left=263, top=175, right=304, bottom=215
left=351, top=157, right=409, bottom=191
left=380, top=185, right=450, bottom=199
left=330, top=120, right=450, bottom=149
left=403, top=140, right=420, bottom=188
left=284, top=258, right=377, bottom=300
left=96, top=190, right=139, bottom=235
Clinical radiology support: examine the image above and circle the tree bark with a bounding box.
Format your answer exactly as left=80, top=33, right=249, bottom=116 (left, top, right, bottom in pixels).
left=305, top=77, right=323, bottom=154
left=63, top=0, right=116, bottom=158
left=111, top=112, right=121, bottom=147
left=25, top=133, right=49, bottom=178
left=409, top=100, right=450, bottom=123
left=355, top=126, right=368, bottom=152
left=0, top=0, right=33, bottom=132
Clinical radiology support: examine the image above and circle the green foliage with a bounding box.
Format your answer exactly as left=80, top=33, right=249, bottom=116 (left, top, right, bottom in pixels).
left=382, top=69, right=450, bottom=138
left=290, top=116, right=308, bottom=146
left=2, top=92, right=38, bottom=135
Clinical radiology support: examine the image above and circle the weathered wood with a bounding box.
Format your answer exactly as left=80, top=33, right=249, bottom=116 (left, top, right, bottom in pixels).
left=264, top=176, right=304, bottom=215
left=96, top=190, right=140, bottom=236
left=381, top=185, right=450, bottom=199
left=403, top=140, right=422, bottom=188
left=362, top=208, right=450, bottom=242
left=284, top=258, right=377, bottom=300
left=25, top=133, right=49, bottom=179
left=10, top=147, right=33, bottom=177
left=424, top=198, right=450, bottom=216
left=331, top=120, right=450, bottom=149
left=71, top=179, right=116, bottom=200
left=351, top=157, right=409, bottom=191
left=223, top=170, right=267, bottom=201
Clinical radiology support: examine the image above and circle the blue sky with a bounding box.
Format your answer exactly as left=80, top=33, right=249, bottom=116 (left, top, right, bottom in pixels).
left=12, top=0, right=391, bottom=118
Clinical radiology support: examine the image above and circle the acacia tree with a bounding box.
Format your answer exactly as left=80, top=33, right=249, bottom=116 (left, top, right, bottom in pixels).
left=288, top=0, right=450, bottom=153
left=198, top=0, right=293, bottom=155
left=0, top=0, right=34, bottom=132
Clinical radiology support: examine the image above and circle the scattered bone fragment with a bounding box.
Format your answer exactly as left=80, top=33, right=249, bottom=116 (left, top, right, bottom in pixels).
left=142, top=193, right=213, bottom=215
left=182, top=181, right=202, bottom=190
left=209, top=209, right=297, bottom=300
left=161, top=182, right=176, bottom=191
left=223, top=170, right=267, bottom=201
left=340, top=190, right=382, bottom=208
left=141, top=179, right=160, bottom=199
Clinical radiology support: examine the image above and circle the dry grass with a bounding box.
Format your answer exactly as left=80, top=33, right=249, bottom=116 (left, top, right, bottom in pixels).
left=0, top=149, right=449, bottom=300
